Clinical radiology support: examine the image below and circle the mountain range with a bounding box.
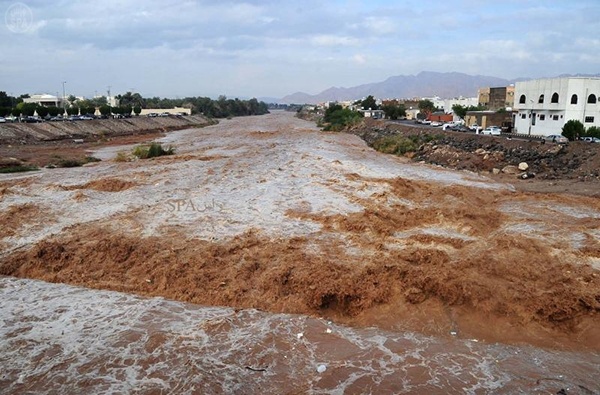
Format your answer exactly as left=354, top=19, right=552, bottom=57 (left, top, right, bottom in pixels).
left=274, top=71, right=600, bottom=105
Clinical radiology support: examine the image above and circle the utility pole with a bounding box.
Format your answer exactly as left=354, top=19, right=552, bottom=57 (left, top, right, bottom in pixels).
left=62, top=81, right=67, bottom=115
left=528, top=99, right=533, bottom=136
left=107, top=86, right=111, bottom=106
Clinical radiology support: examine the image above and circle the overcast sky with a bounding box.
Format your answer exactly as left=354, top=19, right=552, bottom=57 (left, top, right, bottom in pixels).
left=1, top=0, right=599, bottom=99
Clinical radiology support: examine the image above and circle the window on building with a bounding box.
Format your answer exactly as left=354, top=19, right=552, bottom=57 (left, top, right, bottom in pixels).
left=588, top=94, right=597, bottom=104
left=585, top=116, right=594, bottom=123
left=538, top=94, right=544, bottom=104
left=571, top=94, right=578, bottom=104
left=539, top=114, right=546, bottom=121
left=519, top=95, right=526, bottom=104
left=521, top=114, right=526, bottom=119
left=551, top=92, right=559, bottom=103
left=553, top=115, right=559, bottom=120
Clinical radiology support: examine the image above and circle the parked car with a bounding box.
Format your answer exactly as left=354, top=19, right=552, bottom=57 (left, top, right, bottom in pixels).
left=147, top=113, right=159, bottom=117
left=451, top=125, right=470, bottom=132
left=581, top=136, right=600, bottom=143
left=430, top=121, right=442, bottom=127
left=4, top=115, right=18, bottom=123
left=469, top=123, right=480, bottom=131
left=0, top=117, right=6, bottom=123
left=23, top=116, right=42, bottom=123
left=481, top=126, right=502, bottom=135
left=544, top=135, right=569, bottom=144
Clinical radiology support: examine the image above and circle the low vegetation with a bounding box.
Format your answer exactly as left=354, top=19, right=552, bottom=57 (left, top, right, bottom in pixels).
left=0, top=164, right=39, bottom=173
left=321, top=104, right=363, bottom=131
left=372, top=134, right=441, bottom=156
left=48, top=156, right=101, bottom=168
left=132, top=143, right=175, bottom=159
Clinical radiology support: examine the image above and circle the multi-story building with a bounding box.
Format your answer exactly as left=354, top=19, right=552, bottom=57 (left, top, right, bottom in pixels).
left=23, top=94, right=66, bottom=107
left=513, top=77, right=600, bottom=136
left=478, top=86, right=515, bottom=110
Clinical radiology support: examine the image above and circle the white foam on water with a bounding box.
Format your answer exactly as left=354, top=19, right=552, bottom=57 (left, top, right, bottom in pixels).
left=2, top=277, right=598, bottom=394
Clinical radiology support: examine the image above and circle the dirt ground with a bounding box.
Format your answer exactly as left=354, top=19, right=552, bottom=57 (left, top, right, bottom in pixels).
left=348, top=118, right=600, bottom=197
left=0, top=111, right=598, bottom=351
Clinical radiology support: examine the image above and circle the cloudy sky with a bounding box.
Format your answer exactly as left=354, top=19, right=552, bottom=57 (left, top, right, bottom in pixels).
left=1, top=0, right=599, bottom=99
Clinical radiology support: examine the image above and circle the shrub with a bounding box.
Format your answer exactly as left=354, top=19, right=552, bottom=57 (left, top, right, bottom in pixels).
left=372, top=135, right=418, bottom=155
left=322, top=105, right=363, bottom=131
left=114, top=151, right=132, bottom=162
left=51, top=156, right=101, bottom=168
left=562, top=119, right=584, bottom=141
left=584, top=126, right=600, bottom=138
left=0, top=165, right=39, bottom=173
left=132, top=143, right=175, bottom=159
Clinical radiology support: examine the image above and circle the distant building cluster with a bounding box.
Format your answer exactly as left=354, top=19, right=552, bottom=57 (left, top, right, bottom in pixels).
left=310, top=76, right=600, bottom=137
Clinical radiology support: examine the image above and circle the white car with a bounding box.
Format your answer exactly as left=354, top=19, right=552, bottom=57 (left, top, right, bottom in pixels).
left=481, top=126, right=502, bottom=135
left=430, top=121, right=442, bottom=127
left=0, top=117, right=6, bottom=123
left=581, top=136, right=600, bottom=143
left=544, top=135, right=569, bottom=144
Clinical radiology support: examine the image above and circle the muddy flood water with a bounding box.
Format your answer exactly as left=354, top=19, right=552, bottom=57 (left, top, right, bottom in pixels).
left=1, top=111, right=599, bottom=393
left=1, top=277, right=598, bottom=394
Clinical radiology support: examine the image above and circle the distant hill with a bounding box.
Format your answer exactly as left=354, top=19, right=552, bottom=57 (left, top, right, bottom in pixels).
left=280, top=71, right=512, bottom=104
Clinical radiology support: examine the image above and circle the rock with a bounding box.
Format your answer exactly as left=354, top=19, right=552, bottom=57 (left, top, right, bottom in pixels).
left=502, top=165, right=519, bottom=174
left=492, top=168, right=501, bottom=175
left=519, top=172, right=535, bottom=179
left=518, top=162, right=529, bottom=171
left=317, top=364, right=327, bottom=373
left=475, top=148, right=487, bottom=155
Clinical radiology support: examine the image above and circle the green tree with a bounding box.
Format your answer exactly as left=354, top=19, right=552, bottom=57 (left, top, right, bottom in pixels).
left=47, top=106, right=61, bottom=117
left=562, top=119, right=584, bottom=141
left=20, top=103, right=38, bottom=117
left=121, top=104, right=132, bottom=116
left=381, top=104, right=406, bottom=120
left=99, top=105, right=111, bottom=116
left=584, top=126, right=600, bottom=138
left=90, top=96, right=108, bottom=107
left=323, top=104, right=363, bottom=131
left=133, top=105, right=142, bottom=116
left=35, top=105, right=49, bottom=118
left=0, top=91, right=13, bottom=107
left=452, top=104, right=467, bottom=119
left=66, top=106, right=79, bottom=116
left=418, top=99, right=436, bottom=116
left=361, top=95, right=378, bottom=110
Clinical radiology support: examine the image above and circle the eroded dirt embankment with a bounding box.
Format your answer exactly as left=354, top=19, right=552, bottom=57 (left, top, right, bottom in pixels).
left=0, top=115, right=214, bottom=144
left=347, top=118, right=600, bottom=195
left=0, top=112, right=599, bottom=350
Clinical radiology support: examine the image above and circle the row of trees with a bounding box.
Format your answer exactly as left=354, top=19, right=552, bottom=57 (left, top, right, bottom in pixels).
left=115, top=92, right=269, bottom=118
left=562, top=120, right=600, bottom=140
left=0, top=90, right=269, bottom=119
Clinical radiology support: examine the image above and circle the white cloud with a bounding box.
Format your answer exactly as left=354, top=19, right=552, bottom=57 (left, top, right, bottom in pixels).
left=310, top=35, right=360, bottom=47
left=352, top=54, right=367, bottom=65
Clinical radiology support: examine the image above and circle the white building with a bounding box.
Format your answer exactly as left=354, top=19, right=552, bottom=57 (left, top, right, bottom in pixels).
left=23, top=94, right=66, bottom=107
left=514, top=77, right=600, bottom=136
